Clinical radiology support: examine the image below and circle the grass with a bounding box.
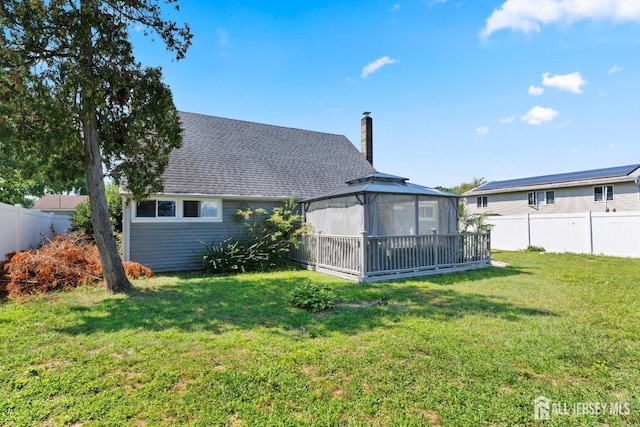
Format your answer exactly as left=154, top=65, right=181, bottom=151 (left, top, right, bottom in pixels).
left=1, top=251, right=639, bottom=426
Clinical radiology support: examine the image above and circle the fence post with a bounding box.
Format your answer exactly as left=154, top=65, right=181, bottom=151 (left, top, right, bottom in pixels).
left=525, top=213, right=531, bottom=248
left=36, top=210, right=40, bottom=244
left=586, top=211, right=593, bottom=255
left=360, top=231, right=367, bottom=281
left=14, top=204, right=23, bottom=252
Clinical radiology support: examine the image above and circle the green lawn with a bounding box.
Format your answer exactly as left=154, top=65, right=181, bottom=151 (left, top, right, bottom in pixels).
left=1, top=251, right=639, bottom=426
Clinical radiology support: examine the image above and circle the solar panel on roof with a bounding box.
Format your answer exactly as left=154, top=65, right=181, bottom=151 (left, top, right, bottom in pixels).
left=476, top=164, right=640, bottom=191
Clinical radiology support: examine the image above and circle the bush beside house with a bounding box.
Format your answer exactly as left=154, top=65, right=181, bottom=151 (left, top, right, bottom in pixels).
left=201, top=200, right=310, bottom=274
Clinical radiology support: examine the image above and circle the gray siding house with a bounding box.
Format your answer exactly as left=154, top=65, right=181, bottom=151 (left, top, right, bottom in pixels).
left=122, top=111, right=375, bottom=272
left=464, top=164, right=640, bottom=216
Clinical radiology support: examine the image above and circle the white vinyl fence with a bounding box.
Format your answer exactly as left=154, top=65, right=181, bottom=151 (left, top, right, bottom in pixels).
left=0, top=202, right=71, bottom=259
left=486, top=211, right=640, bottom=257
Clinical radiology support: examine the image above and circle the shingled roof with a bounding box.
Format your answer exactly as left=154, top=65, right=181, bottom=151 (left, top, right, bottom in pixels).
left=33, top=195, right=87, bottom=211
left=161, top=112, right=375, bottom=199
left=303, top=172, right=461, bottom=202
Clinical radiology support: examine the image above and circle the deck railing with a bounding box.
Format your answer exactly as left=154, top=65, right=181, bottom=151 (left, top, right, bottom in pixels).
left=289, top=232, right=491, bottom=282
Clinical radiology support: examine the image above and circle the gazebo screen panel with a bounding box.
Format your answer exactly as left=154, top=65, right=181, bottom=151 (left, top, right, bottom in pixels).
left=305, top=195, right=364, bottom=236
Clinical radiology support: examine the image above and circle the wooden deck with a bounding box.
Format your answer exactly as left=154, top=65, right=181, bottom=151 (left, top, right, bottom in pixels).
left=289, top=232, right=491, bottom=282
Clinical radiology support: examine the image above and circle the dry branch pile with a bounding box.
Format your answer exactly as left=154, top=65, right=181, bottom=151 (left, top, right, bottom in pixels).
left=0, top=254, right=11, bottom=299
left=1, top=233, right=152, bottom=299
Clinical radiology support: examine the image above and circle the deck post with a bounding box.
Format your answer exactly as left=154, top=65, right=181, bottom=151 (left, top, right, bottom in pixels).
left=360, top=230, right=367, bottom=280
left=360, top=231, right=368, bottom=281
left=433, top=229, right=439, bottom=269
left=315, top=232, right=321, bottom=269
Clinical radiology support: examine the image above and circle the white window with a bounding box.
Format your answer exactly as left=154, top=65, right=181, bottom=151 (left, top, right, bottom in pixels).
left=546, top=191, right=555, bottom=205
left=594, top=185, right=614, bottom=202
left=136, top=200, right=176, bottom=218
left=183, top=200, right=221, bottom=219
left=418, top=201, right=438, bottom=234
left=419, top=204, right=436, bottom=220
left=134, top=198, right=222, bottom=221
left=528, top=191, right=555, bottom=206
left=182, top=199, right=222, bottom=221
left=476, top=196, right=487, bottom=208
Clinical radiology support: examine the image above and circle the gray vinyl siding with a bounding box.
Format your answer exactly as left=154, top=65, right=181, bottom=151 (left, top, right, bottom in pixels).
left=129, top=200, right=282, bottom=272
left=466, top=182, right=640, bottom=216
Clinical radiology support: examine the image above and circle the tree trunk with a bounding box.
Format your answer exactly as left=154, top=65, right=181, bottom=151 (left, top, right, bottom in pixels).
left=83, top=111, right=134, bottom=294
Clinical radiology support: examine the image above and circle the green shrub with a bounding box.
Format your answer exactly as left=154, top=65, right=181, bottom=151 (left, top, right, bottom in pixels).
left=201, top=236, right=285, bottom=274
left=201, top=199, right=310, bottom=274
left=70, top=183, right=123, bottom=235
left=459, top=205, right=493, bottom=233
left=524, top=245, right=545, bottom=252
left=290, top=283, right=336, bottom=312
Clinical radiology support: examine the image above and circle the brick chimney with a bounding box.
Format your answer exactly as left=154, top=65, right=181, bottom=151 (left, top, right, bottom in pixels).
left=361, top=112, right=373, bottom=165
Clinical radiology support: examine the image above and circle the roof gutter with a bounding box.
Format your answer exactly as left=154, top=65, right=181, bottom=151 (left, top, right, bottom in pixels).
left=119, top=192, right=301, bottom=202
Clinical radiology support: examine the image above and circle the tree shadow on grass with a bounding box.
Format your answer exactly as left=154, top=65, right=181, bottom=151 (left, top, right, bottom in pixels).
left=58, top=266, right=555, bottom=337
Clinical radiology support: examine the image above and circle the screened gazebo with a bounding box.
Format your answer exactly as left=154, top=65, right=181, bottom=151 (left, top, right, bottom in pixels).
left=302, top=172, right=459, bottom=236
left=290, top=172, right=491, bottom=281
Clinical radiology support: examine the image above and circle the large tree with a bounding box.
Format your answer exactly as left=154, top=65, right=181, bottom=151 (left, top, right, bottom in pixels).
left=0, top=0, right=191, bottom=293
left=0, top=143, right=44, bottom=207
left=0, top=57, right=81, bottom=205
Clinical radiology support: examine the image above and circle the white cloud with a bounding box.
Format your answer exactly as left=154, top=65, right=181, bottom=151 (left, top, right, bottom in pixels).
left=528, top=85, right=544, bottom=96
left=609, top=65, right=622, bottom=74
left=480, top=0, right=640, bottom=38
left=499, top=116, right=516, bottom=123
left=476, top=126, right=489, bottom=135
left=361, top=56, right=398, bottom=79
left=328, top=107, right=344, bottom=112
left=598, top=90, right=607, bottom=96
left=520, top=106, right=559, bottom=125
left=217, top=28, right=229, bottom=47
left=609, top=143, right=616, bottom=149
left=429, top=0, right=447, bottom=5
left=393, top=4, right=401, bottom=11
left=542, top=72, right=587, bottom=94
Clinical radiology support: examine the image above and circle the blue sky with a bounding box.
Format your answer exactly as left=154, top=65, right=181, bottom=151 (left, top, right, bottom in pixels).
left=134, top=0, right=640, bottom=188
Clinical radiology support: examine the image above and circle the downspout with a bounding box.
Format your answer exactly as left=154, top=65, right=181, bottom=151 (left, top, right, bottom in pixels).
left=300, top=202, right=307, bottom=224
left=122, top=196, right=131, bottom=262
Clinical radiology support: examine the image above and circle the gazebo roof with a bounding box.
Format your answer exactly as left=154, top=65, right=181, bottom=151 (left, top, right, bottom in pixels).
left=303, top=171, right=461, bottom=202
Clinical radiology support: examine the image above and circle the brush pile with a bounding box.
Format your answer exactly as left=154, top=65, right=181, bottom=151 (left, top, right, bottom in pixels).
left=1, top=233, right=152, bottom=299
left=0, top=255, right=9, bottom=300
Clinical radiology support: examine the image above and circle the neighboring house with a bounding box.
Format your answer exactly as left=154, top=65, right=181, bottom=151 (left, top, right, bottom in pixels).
left=122, top=111, right=375, bottom=272
left=464, top=164, right=640, bottom=216
left=33, top=194, right=87, bottom=217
